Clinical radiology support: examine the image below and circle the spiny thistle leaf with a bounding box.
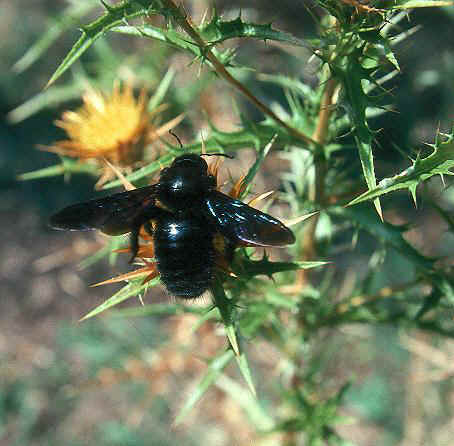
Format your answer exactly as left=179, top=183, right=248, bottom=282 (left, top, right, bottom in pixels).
left=79, top=278, right=158, bottom=321
left=174, top=349, right=235, bottom=426
left=108, top=303, right=207, bottom=318
left=103, top=119, right=296, bottom=189
left=211, top=279, right=239, bottom=355
left=206, top=118, right=299, bottom=152
left=13, top=1, right=96, bottom=73
left=148, top=67, right=175, bottom=110
left=103, top=153, right=175, bottom=189
left=235, top=352, right=257, bottom=397
left=160, top=121, right=278, bottom=157
left=8, top=83, right=86, bottom=124
left=348, top=128, right=454, bottom=206
left=18, top=157, right=99, bottom=181
left=332, top=50, right=383, bottom=219
left=238, top=258, right=328, bottom=279
left=47, top=1, right=149, bottom=86
left=113, top=24, right=238, bottom=67
left=216, top=375, right=275, bottom=430
left=188, top=308, right=221, bottom=335
left=360, top=29, right=400, bottom=71
left=198, top=14, right=309, bottom=48
left=237, top=134, right=277, bottom=199
left=114, top=12, right=311, bottom=60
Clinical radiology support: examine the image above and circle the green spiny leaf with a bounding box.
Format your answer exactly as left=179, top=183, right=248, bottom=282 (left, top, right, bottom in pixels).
left=348, top=129, right=454, bottom=206
left=148, top=67, right=175, bottom=110
left=47, top=1, right=148, bottom=86
left=8, top=83, right=86, bottom=123
left=13, top=1, right=96, bottom=73
left=238, top=257, right=328, bottom=279
left=108, top=303, right=207, bottom=318
left=211, top=278, right=239, bottom=355
left=235, top=351, right=257, bottom=397
left=238, top=134, right=276, bottom=199
left=199, top=14, right=310, bottom=48
left=189, top=307, right=221, bottom=335
left=80, top=279, right=157, bottom=321
left=102, top=121, right=295, bottom=189
left=17, top=158, right=99, bottom=181
left=174, top=349, right=235, bottom=425
left=103, top=153, right=174, bottom=189
left=113, top=24, right=237, bottom=67
left=216, top=374, right=275, bottom=430
left=332, top=50, right=383, bottom=219
left=114, top=24, right=199, bottom=55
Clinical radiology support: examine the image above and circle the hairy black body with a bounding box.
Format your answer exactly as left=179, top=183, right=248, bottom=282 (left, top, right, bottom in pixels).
left=50, top=154, right=294, bottom=299
left=153, top=215, right=217, bottom=298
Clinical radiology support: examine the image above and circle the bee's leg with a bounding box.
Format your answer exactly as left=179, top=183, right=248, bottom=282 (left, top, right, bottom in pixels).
left=129, top=225, right=141, bottom=264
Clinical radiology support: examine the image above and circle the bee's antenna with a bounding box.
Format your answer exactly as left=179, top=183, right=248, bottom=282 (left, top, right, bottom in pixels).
left=169, top=130, right=183, bottom=149
left=204, top=153, right=234, bottom=159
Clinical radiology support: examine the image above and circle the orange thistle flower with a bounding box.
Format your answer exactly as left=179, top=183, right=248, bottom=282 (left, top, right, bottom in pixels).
left=42, top=83, right=184, bottom=188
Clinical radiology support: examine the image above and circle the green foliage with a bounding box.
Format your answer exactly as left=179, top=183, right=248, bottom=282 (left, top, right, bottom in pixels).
left=348, top=128, right=454, bottom=206
left=14, top=0, right=454, bottom=444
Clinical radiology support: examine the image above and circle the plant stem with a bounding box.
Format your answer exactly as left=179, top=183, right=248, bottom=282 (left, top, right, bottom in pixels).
left=286, top=76, right=337, bottom=294
left=160, top=0, right=317, bottom=147
left=282, top=74, right=337, bottom=446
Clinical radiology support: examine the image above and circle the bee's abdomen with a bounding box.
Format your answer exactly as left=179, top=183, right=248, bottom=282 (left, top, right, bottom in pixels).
left=153, top=216, right=215, bottom=299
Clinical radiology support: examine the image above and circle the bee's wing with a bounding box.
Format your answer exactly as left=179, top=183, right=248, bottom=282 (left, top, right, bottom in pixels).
left=203, top=190, right=295, bottom=247
left=50, top=185, right=161, bottom=235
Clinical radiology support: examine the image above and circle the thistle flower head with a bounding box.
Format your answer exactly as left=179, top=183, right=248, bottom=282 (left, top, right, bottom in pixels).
left=48, top=84, right=150, bottom=163
left=43, top=83, right=184, bottom=188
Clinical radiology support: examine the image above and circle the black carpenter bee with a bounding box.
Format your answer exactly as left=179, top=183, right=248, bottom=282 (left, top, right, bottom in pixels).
left=50, top=153, right=295, bottom=299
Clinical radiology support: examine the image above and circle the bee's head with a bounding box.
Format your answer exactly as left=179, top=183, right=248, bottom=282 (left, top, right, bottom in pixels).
left=158, top=154, right=215, bottom=211
left=170, top=153, right=209, bottom=172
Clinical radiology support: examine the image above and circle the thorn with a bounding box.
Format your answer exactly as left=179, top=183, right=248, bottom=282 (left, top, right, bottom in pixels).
left=102, top=158, right=135, bottom=191
left=410, top=185, right=418, bottom=208
left=149, top=113, right=186, bottom=143
left=283, top=211, right=319, bottom=227
left=247, top=190, right=274, bottom=208
left=90, top=266, right=152, bottom=287
left=374, top=198, right=383, bottom=223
